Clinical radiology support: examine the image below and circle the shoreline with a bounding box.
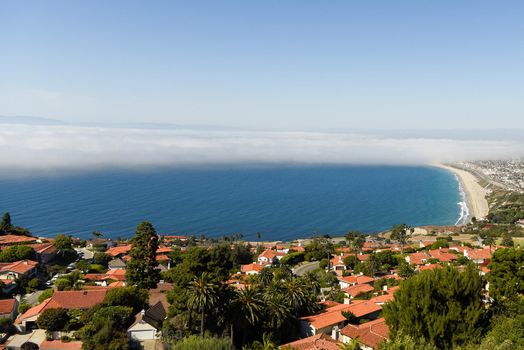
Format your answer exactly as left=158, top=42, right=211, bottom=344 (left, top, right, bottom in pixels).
left=433, top=163, right=489, bottom=222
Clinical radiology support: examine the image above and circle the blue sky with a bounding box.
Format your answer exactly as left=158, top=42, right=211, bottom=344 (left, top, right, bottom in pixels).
left=1, top=1, right=524, bottom=130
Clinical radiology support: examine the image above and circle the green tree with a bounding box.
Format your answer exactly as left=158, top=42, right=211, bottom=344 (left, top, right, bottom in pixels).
left=345, top=231, right=366, bottom=261
left=188, top=272, right=219, bottom=337
left=37, top=308, right=70, bottom=331
left=0, top=212, right=13, bottom=234
left=103, top=286, right=149, bottom=313
left=92, top=252, right=111, bottom=267
left=230, top=287, right=264, bottom=345
left=0, top=245, right=34, bottom=262
left=390, top=224, right=413, bottom=254
left=54, top=234, right=73, bottom=251
left=379, top=331, right=438, bottom=350
left=383, top=265, right=487, bottom=350
left=501, top=233, right=514, bottom=247
left=487, top=247, right=524, bottom=300
left=125, top=221, right=161, bottom=289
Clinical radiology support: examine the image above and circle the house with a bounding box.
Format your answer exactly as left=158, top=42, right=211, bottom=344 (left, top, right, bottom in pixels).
left=339, top=317, right=389, bottom=350
left=300, top=300, right=382, bottom=337
left=0, top=298, right=18, bottom=321
left=108, top=258, right=126, bottom=270
left=418, top=264, right=442, bottom=271
left=106, top=244, right=132, bottom=258
left=5, top=329, right=82, bottom=350
left=338, top=274, right=374, bottom=289
left=84, top=269, right=126, bottom=285
left=428, top=248, right=457, bottom=263
left=257, top=249, right=285, bottom=265
left=281, top=333, right=342, bottom=350
left=462, top=246, right=492, bottom=265
left=127, top=301, right=166, bottom=341
left=0, top=235, right=37, bottom=246
left=0, top=260, right=38, bottom=281
left=16, top=290, right=107, bottom=331
left=240, top=263, right=265, bottom=275
left=342, top=284, right=374, bottom=303
left=330, top=254, right=350, bottom=271
left=405, top=252, right=430, bottom=265
left=28, top=243, right=57, bottom=264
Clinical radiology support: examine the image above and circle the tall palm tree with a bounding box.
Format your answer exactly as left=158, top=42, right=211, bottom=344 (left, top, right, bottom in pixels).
left=282, top=277, right=307, bottom=314
left=258, top=268, right=273, bottom=287
left=230, top=286, right=264, bottom=345
left=303, top=271, right=321, bottom=296
left=188, top=272, right=219, bottom=337
left=346, top=231, right=365, bottom=267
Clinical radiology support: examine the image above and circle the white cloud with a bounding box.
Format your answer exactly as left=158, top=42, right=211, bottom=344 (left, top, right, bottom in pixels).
left=0, top=124, right=522, bottom=171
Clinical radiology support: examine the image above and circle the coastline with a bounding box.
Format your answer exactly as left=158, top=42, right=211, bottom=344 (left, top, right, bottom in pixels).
left=433, top=163, right=489, bottom=222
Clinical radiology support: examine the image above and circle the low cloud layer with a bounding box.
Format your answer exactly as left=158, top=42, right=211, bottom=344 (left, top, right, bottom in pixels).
left=0, top=124, right=523, bottom=171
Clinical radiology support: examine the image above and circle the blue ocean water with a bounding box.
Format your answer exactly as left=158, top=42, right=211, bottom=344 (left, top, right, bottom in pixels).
left=0, top=165, right=462, bottom=241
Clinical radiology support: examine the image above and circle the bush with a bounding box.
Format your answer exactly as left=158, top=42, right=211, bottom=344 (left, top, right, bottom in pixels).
left=280, top=252, right=305, bottom=267
left=18, top=301, right=31, bottom=314
left=37, top=308, right=70, bottom=331
left=0, top=245, right=34, bottom=262
left=173, top=335, right=233, bottom=350
left=39, top=288, right=54, bottom=303
left=92, top=252, right=111, bottom=267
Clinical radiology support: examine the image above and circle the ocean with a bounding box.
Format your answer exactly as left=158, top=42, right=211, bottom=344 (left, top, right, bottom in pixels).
left=0, top=165, right=463, bottom=241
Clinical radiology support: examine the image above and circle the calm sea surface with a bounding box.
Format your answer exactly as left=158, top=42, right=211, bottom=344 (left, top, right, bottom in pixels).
left=0, top=165, right=461, bottom=240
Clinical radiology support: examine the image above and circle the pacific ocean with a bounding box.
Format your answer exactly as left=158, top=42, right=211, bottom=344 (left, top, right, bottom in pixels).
left=0, top=165, right=462, bottom=240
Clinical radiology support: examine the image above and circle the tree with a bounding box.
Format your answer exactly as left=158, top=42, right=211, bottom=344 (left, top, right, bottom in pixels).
left=487, top=247, right=524, bottom=300
left=398, top=262, right=415, bottom=278
left=92, top=231, right=103, bottom=239
left=188, top=272, right=219, bottom=337
left=501, top=233, right=514, bottom=247
left=383, top=265, right=487, bottom=350
left=390, top=224, right=413, bottom=254
left=0, top=212, right=13, bottom=234
left=345, top=231, right=366, bottom=257
left=125, top=221, right=161, bottom=289
left=104, top=286, right=149, bottom=314
left=230, top=287, right=264, bottom=345
left=92, top=252, right=111, bottom=267
left=379, top=331, right=438, bottom=350
left=0, top=245, right=34, bottom=262
left=37, top=308, right=70, bottom=331
left=54, top=234, right=73, bottom=251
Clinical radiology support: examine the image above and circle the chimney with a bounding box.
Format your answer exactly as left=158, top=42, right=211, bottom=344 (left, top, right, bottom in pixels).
left=383, top=285, right=388, bottom=292
left=83, top=291, right=88, bottom=295
left=331, top=325, right=340, bottom=340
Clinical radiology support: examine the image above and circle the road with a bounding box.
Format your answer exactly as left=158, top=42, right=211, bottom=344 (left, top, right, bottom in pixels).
left=292, top=261, right=320, bottom=276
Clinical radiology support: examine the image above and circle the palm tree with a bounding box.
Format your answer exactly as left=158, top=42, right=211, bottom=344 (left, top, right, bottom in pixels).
left=390, top=224, right=413, bottom=254
left=346, top=231, right=366, bottom=265
left=256, top=232, right=262, bottom=241
left=258, top=268, right=273, bottom=287
left=188, top=272, right=219, bottom=337
left=303, top=271, right=321, bottom=296
left=92, top=231, right=103, bottom=239
left=230, top=286, right=264, bottom=345
left=282, top=278, right=307, bottom=314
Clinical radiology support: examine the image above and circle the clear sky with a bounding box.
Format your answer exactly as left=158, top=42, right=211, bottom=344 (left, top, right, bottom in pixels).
left=1, top=1, right=524, bottom=130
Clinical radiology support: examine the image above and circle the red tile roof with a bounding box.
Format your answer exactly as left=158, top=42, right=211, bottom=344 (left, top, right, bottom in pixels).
left=357, top=254, right=370, bottom=261
left=339, top=275, right=375, bottom=285
left=341, top=317, right=389, bottom=349
left=0, top=298, right=16, bottom=314
left=465, top=247, right=492, bottom=260
left=258, top=249, right=285, bottom=260
left=282, top=333, right=342, bottom=350
left=0, top=259, right=38, bottom=274
left=342, top=284, right=374, bottom=298
left=418, top=263, right=443, bottom=271
left=301, top=311, right=347, bottom=330
left=40, top=340, right=83, bottom=350
left=407, top=252, right=430, bottom=265
left=0, top=235, right=37, bottom=245
left=27, top=243, right=57, bottom=254
left=428, top=249, right=457, bottom=262
left=241, top=263, right=265, bottom=273
left=106, top=244, right=132, bottom=257
left=44, top=290, right=107, bottom=310
left=16, top=298, right=52, bottom=323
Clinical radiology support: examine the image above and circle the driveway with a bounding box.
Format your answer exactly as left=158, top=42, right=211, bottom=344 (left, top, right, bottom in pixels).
left=292, top=261, right=320, bottom=276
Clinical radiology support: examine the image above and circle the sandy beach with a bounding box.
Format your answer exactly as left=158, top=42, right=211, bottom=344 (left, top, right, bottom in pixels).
left=434, top=163, right=489, bottom=221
